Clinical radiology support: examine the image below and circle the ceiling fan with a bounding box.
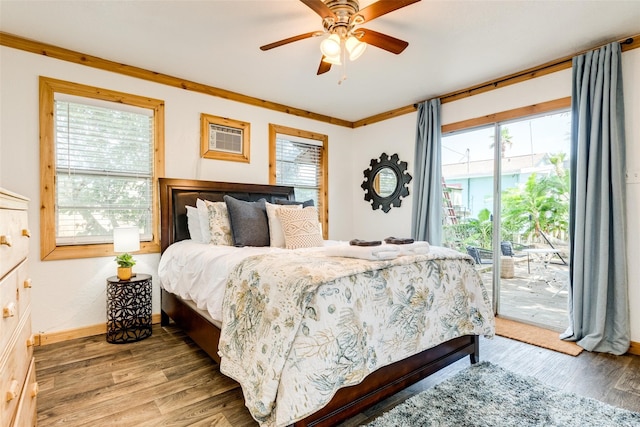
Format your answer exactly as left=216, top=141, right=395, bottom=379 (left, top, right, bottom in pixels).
left=260, top=0, right=422, bottom=75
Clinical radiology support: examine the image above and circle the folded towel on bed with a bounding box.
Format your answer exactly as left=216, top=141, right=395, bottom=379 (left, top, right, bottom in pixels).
left=322, top=241, right=430, bottom=260
left=322, top=244, right=400, bottom=260
left=384, top=236, right=415, bottom=245
left=349, top=239, right=382, bottom=246
left=387, top=241, right=431, bottom=256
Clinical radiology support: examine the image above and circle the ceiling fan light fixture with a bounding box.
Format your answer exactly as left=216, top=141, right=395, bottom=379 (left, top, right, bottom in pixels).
left=260, top=0, right=420, bottom=76
left=345, top=35, right=367, bottom=61
left=322, top=53, right=342, bottom=65
left=320, top=33, right=342, bottom=57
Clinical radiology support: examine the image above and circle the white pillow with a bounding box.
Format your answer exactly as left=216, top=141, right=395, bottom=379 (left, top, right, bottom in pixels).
left=265, top=202, right=301, bottom=248
left=186, top=205, right=203, bottom=243
left=196, top=198, right=211, bottom=244
left=278, top=206, right=324, bottom=249
left=204, top=200, right=233, bottom=246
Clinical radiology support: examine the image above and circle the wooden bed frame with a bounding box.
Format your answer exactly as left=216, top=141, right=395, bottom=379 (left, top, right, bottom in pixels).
left=158, top=177, right=479, bottom=427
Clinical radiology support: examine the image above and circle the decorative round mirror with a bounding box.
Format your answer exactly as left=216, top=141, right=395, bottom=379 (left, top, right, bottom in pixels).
left=361, top=153, right=412, bottom=213
left=374, top=168, right=398, bottom=198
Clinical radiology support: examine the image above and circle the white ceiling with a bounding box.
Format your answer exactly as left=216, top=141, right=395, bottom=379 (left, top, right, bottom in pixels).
left=1, top=0, right=639, bottom=123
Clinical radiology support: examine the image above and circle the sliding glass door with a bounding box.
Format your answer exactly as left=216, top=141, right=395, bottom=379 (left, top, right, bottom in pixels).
left=441, top=110, right=571, bottom=330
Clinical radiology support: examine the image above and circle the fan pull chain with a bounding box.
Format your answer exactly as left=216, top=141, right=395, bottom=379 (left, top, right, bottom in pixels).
left=338, top=46, right=347, bottom=85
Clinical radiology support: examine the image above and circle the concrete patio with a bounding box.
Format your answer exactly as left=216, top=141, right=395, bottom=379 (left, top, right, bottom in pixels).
left=476, top=256, right=570, bottom=331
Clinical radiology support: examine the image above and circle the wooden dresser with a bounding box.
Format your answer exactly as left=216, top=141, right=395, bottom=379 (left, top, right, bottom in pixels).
left=0, top=188, right=37, bottom=427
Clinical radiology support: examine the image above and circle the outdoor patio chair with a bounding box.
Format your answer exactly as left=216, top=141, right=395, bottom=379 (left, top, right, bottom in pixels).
left=466, top=246, right=493, bottom=265
left=551, top=270, right=570, bottom=297
left=500, top=241, right=528, bottom=258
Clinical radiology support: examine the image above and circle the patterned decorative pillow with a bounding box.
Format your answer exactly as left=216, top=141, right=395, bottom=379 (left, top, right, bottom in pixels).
left=224, top=195, right=270, bottom=247
left=265, top=202, right=301, bottom=248
left=278, top=206, right=324, bottom=249
left=274, top=198, right=315, bottom=208
left=204, top=200, right=233, bottom=246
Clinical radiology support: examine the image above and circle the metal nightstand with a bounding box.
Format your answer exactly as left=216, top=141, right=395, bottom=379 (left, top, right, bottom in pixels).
left=106, top=274, right=152, bottom=343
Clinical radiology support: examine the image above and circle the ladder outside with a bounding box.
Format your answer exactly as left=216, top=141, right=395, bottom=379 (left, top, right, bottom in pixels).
left=442, top=177, right=458, bottom=225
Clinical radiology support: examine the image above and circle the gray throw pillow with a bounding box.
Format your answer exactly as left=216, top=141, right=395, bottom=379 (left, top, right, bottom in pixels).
left=274, top=198, right=315, bottom=208
left=223, top=195, right=270, bottom=247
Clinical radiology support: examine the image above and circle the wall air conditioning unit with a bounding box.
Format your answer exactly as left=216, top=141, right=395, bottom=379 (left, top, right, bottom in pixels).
left=200, top=113, right=250, bottom=163
left=208, top=124, right=242, bottom=154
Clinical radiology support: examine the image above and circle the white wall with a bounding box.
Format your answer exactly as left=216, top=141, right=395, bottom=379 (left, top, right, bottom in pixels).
left=352, top=49, right=640, bottom=343
left=348, top=113, right=417, bottom=241
left=0, top=46, right=354, bottom=335
left=1, top=44, right=638, bottom=344
left=622, top=48, right=640, bottom=345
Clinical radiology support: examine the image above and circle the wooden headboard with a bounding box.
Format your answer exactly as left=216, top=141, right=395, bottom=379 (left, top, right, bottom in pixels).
left=158, top=178, right=295, bottom=253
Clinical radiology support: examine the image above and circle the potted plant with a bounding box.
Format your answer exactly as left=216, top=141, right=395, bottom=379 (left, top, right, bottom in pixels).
left=115, top=253, right=136, bottom=280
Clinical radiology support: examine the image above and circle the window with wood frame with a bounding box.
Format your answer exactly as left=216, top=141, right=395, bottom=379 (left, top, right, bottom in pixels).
left=39, top=77, right=165, bottom=260
left=268, top=124, right=328, bottom=238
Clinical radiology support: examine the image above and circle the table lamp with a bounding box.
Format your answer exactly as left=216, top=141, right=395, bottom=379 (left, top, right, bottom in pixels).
left=113, top=226, right=140, bottom=280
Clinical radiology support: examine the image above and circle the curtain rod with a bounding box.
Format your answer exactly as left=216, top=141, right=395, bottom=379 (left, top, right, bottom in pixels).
left=413, top=36, right=635, bottom=108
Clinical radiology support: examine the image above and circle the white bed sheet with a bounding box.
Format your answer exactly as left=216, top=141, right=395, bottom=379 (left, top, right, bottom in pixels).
left=158, top=240, right=339, bottom=321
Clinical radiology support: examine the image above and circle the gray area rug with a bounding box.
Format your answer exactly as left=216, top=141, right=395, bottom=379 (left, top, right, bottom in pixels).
left=364, top=362, right=640, bottom=427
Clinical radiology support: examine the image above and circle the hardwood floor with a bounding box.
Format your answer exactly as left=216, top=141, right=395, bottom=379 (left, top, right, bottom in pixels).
left=35, top=324, right=640, bottom=426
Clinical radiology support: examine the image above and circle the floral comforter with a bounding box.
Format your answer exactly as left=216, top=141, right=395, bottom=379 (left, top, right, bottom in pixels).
left=218, top=245, right=494, bottom=427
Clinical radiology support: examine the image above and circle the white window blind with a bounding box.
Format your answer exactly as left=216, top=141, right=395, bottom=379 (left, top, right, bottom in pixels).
left=54, top=99, right=153, bottom=245
left=275, top=135, right=322, bottom=206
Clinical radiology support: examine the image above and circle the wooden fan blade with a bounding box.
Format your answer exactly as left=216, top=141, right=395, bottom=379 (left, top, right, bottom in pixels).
left=356, top=0, right=421, bottom=23
left=359, top=28, right=409, bottom=54
left=317, top=57, right=332, bottom=75
left=260, top=31, right=319, bottom=51
left=300, top=0, right=336, bottom=20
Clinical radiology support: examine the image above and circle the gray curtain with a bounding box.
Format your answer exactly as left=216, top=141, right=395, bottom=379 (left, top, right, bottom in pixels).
left=562, top=42, right=629, bottom=355
left=411, top=99, right=442, bottom=245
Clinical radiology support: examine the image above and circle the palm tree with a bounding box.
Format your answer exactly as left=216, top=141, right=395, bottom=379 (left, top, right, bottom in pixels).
left=489, top=127, right=514, bottom=158
left=501, top=164, right=570, bottom=243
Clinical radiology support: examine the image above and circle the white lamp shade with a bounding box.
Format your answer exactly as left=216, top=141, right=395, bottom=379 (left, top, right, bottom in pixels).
left=113, top=226, right=140, bottom=253
left=346, top=36, right=367, bottom=61
left=320, top=33, right=341, bottom=57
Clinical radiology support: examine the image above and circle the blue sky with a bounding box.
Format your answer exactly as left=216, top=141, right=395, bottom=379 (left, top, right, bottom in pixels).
left=442, top=111, right=571, bottom=165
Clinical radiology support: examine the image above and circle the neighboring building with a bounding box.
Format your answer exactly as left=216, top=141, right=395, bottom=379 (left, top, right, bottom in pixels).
left=442, top=153, right=555, bottom=220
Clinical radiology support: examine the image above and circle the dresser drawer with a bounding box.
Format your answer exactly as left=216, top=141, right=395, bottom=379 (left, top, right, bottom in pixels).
left=0, top=207, right=30, bottom=281
left=16, top=261, right=32, bottom=320
left=11, top=357, right=37, bottom=427
left=0, top=268, right=20, bottom=353
left=0, top=311, right=33, bottom=427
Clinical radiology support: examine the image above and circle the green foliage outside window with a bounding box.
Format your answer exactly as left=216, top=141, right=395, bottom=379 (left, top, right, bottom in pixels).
left=444, top=153, right=570, bottom=252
